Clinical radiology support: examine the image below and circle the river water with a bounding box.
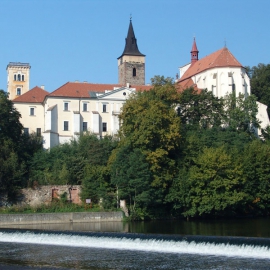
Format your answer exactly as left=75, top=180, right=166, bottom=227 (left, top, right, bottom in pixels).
left=0, top=218, right=270, bottom=269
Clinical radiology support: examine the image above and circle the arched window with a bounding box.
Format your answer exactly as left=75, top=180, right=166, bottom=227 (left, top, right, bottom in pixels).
left=22, top=75, right=24, bottom=81
left=133, top=68, right=136, bottom=77
left=18, top=74, right=21, bottom=81
left=14, top=74, right=16, bottom=81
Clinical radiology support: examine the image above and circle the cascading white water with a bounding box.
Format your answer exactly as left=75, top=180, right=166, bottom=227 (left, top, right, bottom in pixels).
left=0, top=231, right=269, bottom=259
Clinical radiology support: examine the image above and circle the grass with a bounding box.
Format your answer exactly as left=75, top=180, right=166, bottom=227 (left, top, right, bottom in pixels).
left=0, top=200, right=118, bottom=214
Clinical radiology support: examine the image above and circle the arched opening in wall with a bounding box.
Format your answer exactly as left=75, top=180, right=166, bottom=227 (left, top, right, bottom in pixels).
left=18, top=74, right=21, bottom=81
left=133, top=68, right=136, bottom=77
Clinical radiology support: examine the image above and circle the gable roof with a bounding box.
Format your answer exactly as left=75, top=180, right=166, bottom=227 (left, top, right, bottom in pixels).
left=13, top=86, right=49, bottom=103
left=48, top=82, right=152, bottom=98
left=179, top=47, right=243, bottom=83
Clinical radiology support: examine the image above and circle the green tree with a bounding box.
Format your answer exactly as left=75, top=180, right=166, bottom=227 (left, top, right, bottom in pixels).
left=169, top=146, right=246, bottom=218
left=223, top=93, right=260, bottom=134
left=118, top=84, right=181, bottom=188
left=178, top=88, right=224, bottom=128
left=247, top=63, right=270, bottom=117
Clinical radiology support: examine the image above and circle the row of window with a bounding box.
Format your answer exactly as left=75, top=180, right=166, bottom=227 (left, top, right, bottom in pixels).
left=63, top=102, right=108, bottom=112
left=14, top=74, right=25, bottom=81
left=24, top=123, right=108, bottom=135
left=63, top=121, right=107, bottom=132
left=24, top=128, right=41, bottom=136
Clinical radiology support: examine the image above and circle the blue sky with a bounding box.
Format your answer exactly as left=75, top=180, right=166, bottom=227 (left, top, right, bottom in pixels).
left=0, top=0, right=269, bottom=92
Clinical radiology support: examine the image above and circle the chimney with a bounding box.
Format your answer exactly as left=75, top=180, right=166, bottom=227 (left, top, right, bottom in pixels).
left=41, top=85, right=45, bottom=90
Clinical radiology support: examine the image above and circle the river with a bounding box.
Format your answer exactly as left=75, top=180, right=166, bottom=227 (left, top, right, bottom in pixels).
left=0, top=217, right=270, bottom=269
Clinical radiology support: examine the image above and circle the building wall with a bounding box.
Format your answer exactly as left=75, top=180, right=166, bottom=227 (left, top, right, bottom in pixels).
left=13, top=102, right=45, bottom=135
left=17, top=185, right=82, bottom=207
left=192, top=67, right=250, bottom=98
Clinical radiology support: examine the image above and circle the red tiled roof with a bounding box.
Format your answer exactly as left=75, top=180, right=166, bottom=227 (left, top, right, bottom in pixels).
left=179, top=47, right=242, bottom=83
left=191, top=38, right=198, bottom=52
left=176, top=78, right=199, bottom=91
left=13, top=86, right=49, bottom=103
left=48, top=82, right=152, bottom=98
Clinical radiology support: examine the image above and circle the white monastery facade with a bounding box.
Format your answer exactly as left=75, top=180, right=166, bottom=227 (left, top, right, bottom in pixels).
left=177, top=39, right=270, bottom=131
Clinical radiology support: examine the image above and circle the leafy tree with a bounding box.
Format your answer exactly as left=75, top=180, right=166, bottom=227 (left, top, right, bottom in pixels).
left=178, top=88, right=224, bottom=128
left=169, top=146, right=246, bottom=218
left=247, top=63, right=270, bottom=116
left=242, top=140, right=270, bottom=215
left=110, top=146, right=152, bottom=216
left=0, top=90, right=23, bottom=145
left=118, top=84, right=181, bottom=188
left=222, top=93, right=260, bottom=133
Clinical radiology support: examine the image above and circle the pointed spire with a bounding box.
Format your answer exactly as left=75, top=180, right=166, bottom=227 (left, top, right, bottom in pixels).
left=118, top=19, right=145, bottom=59
left=190, top=37, right=199, bottom=64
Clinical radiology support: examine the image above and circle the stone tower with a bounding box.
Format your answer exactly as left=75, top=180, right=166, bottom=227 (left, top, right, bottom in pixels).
left=7, top=62, right=31, bottom=100
left=118, top=19, right=145, bottom=85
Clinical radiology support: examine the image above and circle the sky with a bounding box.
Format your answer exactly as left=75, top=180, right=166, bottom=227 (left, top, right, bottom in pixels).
left=0, top=0, right=269, bottom=93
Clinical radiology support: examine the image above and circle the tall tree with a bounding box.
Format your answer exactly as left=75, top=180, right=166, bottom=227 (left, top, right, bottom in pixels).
left=247, top=63, right=270, bottom=116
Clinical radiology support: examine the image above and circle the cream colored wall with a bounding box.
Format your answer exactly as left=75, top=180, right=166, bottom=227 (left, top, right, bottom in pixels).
left=13, top=102, right=45, bottom=134
left=7, top=66, right=30, bottom=100
left=118, top=55, right=145, bottom=66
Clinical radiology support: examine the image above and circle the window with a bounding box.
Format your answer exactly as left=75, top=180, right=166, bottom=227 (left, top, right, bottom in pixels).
left=133, top=68, right=136, bottom=77
left=30, top=107, right=35, bottom=116
left=102, top=122, right=107, bottom=132
left=64, top=102, right=69, bottom=111
left=103, top=104, right=107, bottom=112
left=22, top=75, right=24, bottom=81
left=14, top=74, right=16, bottom=81
left=36, top=128, right=41, bottom=136
left=83, top=103, right=88, bottom=112
left=82, top=122, right=88, bottom=131
left=18, top=74, right=21, bottom=81
left=64, top=121, right=69, bottom=131
left=24, top=128, right=29, bottom=135
left=16, top=88, right=21, bottom=95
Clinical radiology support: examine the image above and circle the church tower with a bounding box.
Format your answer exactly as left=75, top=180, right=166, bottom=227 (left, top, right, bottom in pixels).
left=191, top=38, right=199, bottom=65
left=118, top=19, right=145, bottom=85
left=7, top=62, right=31, bottom=100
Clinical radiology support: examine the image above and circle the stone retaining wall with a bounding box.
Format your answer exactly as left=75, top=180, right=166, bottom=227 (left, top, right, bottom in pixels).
left=0, top=211, right=123, bottom=225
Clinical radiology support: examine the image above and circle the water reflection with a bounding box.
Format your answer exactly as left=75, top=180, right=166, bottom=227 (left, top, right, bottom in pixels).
left=0, top=217, right=270, bottom=237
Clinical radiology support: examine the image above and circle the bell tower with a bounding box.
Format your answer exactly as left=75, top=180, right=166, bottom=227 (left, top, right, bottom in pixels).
left=191, top=38, right=199, bottom=65
left=118, top=19, right=145, bottom=85
left=7, top=62, right=31, bottom=100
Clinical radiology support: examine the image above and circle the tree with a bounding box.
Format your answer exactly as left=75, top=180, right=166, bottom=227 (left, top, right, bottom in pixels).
left=178, top=88, right=224, bottom=128
left=118, top=84, right=181, bottom=188
left=247, top=63, right=270, bottom=117
left=169, top=146, right=246, bottom=218
left=0, top=90, right=23, bottom=145
left=222, top=93, right=260, bottom=134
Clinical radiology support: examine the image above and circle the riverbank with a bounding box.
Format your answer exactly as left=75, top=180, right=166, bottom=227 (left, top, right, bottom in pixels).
left=0, top=211, right=123, bottom=225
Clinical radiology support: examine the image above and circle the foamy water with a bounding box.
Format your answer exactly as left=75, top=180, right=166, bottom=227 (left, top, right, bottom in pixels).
left=0, top=231, right=269, bottom=259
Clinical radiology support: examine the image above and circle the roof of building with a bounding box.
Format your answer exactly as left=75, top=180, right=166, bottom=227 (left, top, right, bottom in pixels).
left=13, top=86, right=49, bottom=103
left=118, top=19, right=145, bottom=59
left=7, top=62, right=31, bottom=69
left=48, top=82, right=152, bottom=98
left=191, top=38, right=198, bottom=53
left=179, top=47, right=243, bottom=84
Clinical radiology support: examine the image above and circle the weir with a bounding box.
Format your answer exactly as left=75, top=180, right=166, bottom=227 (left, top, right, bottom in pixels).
left=0, top=230, right=270, bottom=259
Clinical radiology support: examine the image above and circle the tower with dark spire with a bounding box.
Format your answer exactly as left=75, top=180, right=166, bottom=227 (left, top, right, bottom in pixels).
left=191, top=38, right=199, bottom=64
left=118, top=18, right=145, bottom=85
